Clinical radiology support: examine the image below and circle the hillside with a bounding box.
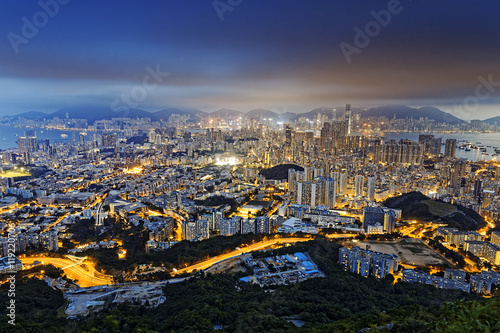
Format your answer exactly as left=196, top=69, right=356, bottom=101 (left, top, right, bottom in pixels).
left=9, top=106, right=204, bottom=124
left=246, top=108, right=280, bottom=120
left=259, top=164, right=304, bottom=180
left=3, top=239, right=494, bottom=332
left=361, top=105, right=464, bottom=125
left=7, top=104, right=470, bottom=125
left=14, top=110, right=49, bottom=119
left=483, top=115, right=500, bottom=124
left=384, top=191, right=487, bottom=230
left=208, top=108, right=244, bottom=118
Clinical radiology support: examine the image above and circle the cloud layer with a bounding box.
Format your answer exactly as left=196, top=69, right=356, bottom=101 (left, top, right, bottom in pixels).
left=1, top=1, right=499, bottom=119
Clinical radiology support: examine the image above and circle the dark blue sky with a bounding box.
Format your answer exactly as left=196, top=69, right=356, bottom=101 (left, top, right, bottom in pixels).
left=1, top=0, right=500, bottom=119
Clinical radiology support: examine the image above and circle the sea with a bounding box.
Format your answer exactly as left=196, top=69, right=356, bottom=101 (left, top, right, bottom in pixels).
left=372, top=132, right=500, bottom=162
left=0, top=126, right=89, bottom=150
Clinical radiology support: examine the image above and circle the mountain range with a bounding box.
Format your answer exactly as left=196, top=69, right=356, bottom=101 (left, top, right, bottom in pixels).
left=4, top=105, right=491, bottom=125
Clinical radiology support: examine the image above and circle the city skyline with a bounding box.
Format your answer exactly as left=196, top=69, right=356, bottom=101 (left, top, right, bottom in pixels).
left=0, top=1, right=499, bottom=118
left=1, top=2, right=500, bottom=331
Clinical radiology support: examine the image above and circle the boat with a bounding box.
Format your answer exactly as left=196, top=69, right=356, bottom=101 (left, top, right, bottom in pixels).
left=465, top=148, right=471, bottom=151
left=61, top=134, right=68, bottom=138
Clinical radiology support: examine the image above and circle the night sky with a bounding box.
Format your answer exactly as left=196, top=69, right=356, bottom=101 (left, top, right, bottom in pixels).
left=1, top=0, right=500, bottom=119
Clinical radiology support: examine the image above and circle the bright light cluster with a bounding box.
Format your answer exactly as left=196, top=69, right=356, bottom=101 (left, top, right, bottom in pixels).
left=215, top=157, right=238, bottom=166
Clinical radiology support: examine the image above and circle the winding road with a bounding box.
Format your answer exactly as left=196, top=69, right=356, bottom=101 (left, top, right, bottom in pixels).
left=21, top=256, right=113, bottom=287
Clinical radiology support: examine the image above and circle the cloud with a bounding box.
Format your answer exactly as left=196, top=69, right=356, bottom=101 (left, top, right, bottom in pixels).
left=0, top=1, right=499, bottom=118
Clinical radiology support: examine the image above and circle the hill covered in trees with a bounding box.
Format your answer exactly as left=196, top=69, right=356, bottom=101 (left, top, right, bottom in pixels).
left=259, top=164, right=303, bottom=180
left=3, top=239, right=498, bottom=332
left=384, top=191, right=487, bottom=230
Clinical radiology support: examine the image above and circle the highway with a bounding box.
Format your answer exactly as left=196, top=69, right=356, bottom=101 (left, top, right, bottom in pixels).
left=324, top=233, right=358, bottom=239
left=175, top=236, right=318, bottom=275
left=21, top=256, right=113, bottom=287
left=22, top=234, right=356, bottom=284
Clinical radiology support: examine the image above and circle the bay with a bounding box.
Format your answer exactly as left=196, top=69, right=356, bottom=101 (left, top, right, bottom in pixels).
left=372, top=132, right=500, bottom=161
left=0, top=126, right=92, bottom=150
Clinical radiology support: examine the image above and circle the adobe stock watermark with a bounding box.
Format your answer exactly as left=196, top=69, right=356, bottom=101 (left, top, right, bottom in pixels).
left=110, top=65, right=169, bottom=117
left=447, top=74, right=500, bottom=122
left=213, top=0, right=243, bottom=21
left=7, top=0, right=71, bottom=54
left=5, top=223, right=18, bottom=326
left=340, top=0, right=406, bottom=64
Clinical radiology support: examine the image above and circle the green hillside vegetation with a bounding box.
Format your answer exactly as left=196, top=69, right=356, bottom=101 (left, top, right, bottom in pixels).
left=384, top=191, right=436, bottom=221
left=422, top=200, right=456, bottom=217
left=259, top=164, right=304, bottom=180
left=84, top=233, right=271, bottom=275
left=195, top=195, right=236, bottom=207
left=384, top=192, right=486, bottom=231
left=1, top=239, right=491, bottom=333
left=1, top=239, right=498, bottom=332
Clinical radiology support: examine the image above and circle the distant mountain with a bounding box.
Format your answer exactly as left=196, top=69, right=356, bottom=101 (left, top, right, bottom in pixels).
left=361, top=105, right=464, bottom=125
left=299, top=107, right=336, bottom=120
left=152, top=107, right=204, bottom=122
left=207, top=108, right=244, bottom=118
left=246, top=109, right=279, bottom=120
left=8, top=106, right=205, bottom=124
left=49, top=106, right=148, bottom=123
left=15, top=111, right=49, bottom=119
left=8, top=104, right=468, bottom=125
left=483, top=116, right=500, bottom=124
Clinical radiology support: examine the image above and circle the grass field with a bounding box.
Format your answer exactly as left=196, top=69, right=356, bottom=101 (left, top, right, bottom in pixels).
left=423, top=200, right=456, bottom=217
left=354, top=239, right=449, bottom=267
left=0, top=170, right=31, bottom=178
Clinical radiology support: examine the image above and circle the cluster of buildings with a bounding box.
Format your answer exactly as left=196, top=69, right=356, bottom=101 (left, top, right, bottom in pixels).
left=437, top=227, right=500, bottom=265
left=65, top=281, right=167, bottom=317
left=0, top=255, right=23, bottom=274
left=68, top=240, right=117, bottom=254
left=402, top=268, right=470, bottom=293
left=0, top=105, right=498, bottom=287
left=240, top=252, right=324, bottom=286
left=403, top=268, right=500, bottom=295
left=362, top=207, right=398, bottom=234
left=0, top=230, right=59, bottom=256
left=339, top=246, right=399, bottom=279
left=182, top=214, right=273, bottom=240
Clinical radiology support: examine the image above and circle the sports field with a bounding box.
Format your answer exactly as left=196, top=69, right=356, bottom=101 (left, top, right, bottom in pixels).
left=422, top=200, right=456, bottom=217
left=355, top=238, right=449, bottom=267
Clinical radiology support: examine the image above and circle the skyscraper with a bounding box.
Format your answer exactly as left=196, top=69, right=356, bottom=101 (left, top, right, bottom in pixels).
left=285, top=123, right=292, bottom=147
left=367, top=175, right=376, bottom=201
left=445, top=139, right=457, bottom=158
left=354, top=175, right=364, bottom=197
left=383, top=211, right=396, bottom=233
left=474, top=179, right=482, bottom=203
left=324, top=178, right=336, bottom=208
left=17, top=131, right=37, bottom=155
left=344, top=104, right=352, bottom=136
left=339, top=172, right=348, bottom=195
